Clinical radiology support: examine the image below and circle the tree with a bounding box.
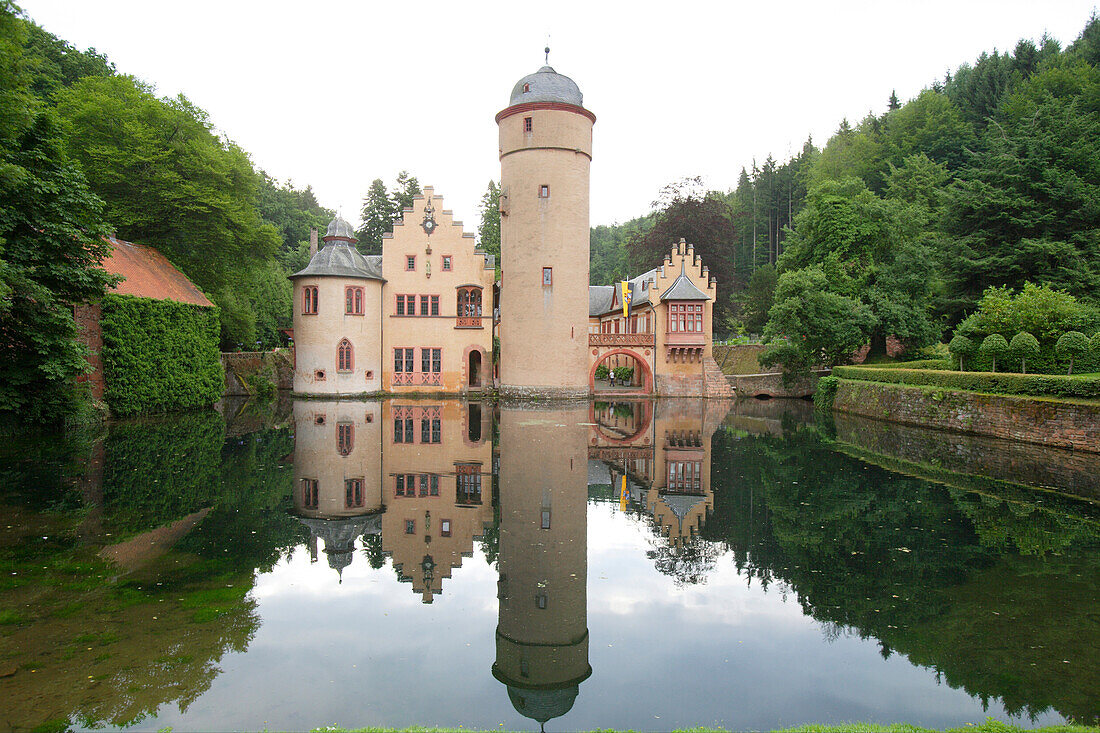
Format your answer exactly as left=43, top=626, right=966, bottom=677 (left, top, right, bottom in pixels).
left=979, top=334, right=1008, bottom=372
left=0, top=3, right=116, bottom=422
left=356, top=178, right=393, bottom=255
left=948, top=334, right=975, bottom=371
left=476, top=180, right=500, bottom=263
left=391, top=170, right=420, bottom=215
left=1008, top=332, right=1040, bottom=373
left=888, top=89, right=901, bottom=111
left=52, top=74, right=280, bottom=347
left=760, top=266, right=875, bottom=373
left=1090, top=332, right=1100, bottom=362
left=739, top=264, right=776, bottom=335
left=1055, top=331, right=1088, bottom=375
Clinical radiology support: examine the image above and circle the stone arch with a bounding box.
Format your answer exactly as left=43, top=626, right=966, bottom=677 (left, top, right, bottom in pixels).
left=589, top=348, right=653, bottom=394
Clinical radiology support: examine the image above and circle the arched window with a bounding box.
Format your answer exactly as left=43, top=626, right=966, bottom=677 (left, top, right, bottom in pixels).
left=345, top=286, right=363, bottom=315
left=337, top=338, right=353, bottom=372
left=456, top=287, right=483, bottom=328
left=302, top=286, right=318, bottom=315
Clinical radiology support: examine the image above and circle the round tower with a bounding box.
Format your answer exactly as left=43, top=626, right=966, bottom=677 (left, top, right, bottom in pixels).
left=289, top=215, right=384, bottom=395
left=496, top=59, right=595, bottom=396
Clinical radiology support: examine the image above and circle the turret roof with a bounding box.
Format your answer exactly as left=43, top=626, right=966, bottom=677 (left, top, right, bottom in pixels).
left=290, top=244, right=384, bottom=281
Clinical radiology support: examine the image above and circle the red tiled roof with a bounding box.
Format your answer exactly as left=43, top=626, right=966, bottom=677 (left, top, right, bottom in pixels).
left=99, top=237, right=214, bottom=307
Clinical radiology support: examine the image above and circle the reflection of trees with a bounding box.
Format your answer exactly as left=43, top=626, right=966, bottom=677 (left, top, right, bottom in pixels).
left=645, top=535, right=720, bottom=586
left=0, top=416, right=305, bottom=730
left=700, top=423, right=1100, bottom=725
left=361, top=532, right=386, bottom=569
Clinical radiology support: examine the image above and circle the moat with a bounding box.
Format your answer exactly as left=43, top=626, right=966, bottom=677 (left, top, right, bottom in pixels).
left=0, top=397, right=1097, bottom=732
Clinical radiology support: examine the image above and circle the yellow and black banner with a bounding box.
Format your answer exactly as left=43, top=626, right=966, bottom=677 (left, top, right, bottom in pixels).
left=620, top=281, right=633, bottom=318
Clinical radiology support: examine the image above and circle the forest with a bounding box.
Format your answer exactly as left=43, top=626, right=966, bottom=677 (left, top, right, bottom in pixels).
left=3, top=0, right=1100, bottom=423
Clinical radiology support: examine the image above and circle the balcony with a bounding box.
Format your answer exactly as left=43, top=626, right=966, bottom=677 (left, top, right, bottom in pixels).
left=588, top=333, right=655, bottom=347
left=665, top=331, right=706, bottom=347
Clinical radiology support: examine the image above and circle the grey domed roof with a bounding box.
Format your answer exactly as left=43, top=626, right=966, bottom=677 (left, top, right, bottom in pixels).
left=506, top=685, right=580, bottom=724
left=290, top=245, right=384, bottom=281
left=325, top=215, right=357, bottom=241
left=509, top=66, right=583, bottom=107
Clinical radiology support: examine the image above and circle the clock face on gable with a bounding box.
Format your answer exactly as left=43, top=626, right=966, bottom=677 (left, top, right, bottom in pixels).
left=422, top=216, right=436, bottom=235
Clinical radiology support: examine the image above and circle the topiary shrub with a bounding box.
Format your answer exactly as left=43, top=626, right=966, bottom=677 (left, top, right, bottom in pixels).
left=1008, top=332, right=1040, bottom=374
left=979, top=334, right=1008, bottom=373
left=1055, top=331, right=1088, bottom=375
left=595, top=364, right=610, bottom=381
left=99, top=294, right=224, bottom=416
left=1091, top=333, right=1100, bottom=363
left=948, top=334, right=975, bottom=371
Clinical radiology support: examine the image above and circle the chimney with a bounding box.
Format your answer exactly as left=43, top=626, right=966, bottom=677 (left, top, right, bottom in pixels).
left=309, top=227, right=318, bottom=257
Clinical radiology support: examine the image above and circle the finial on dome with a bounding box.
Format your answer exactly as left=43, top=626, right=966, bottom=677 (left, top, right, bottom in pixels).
left=545, top=45, right=550, bottom=65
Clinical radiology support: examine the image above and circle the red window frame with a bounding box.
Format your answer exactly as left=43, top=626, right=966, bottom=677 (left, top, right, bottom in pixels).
left=405, top=519, right=416, bottom=535
left=430, top=295, right=440, bottom=316
left=345, top=286, right=363, bottom=315
left=300, top=478, right=318, bottom=509
left=542, top=267, right=552, bottom=286
left=394, top=347, right=414, bottom=373
left=523, top=116, right=532, bottom=131
left=337, top=421, right=354, bottom=455
left=302, top=286, right=319, bottom=315
left=441, top=255, right=452, bottom=271
left=345, top=477, right=363, bottom=507
left=337, top=338, right=353, bottom=372
left=539, top=185, right=549, bottom=198
left=406, top=255, right=416, bottom=271
left=440, top=519, right=452, bottom=537
left=420, top=294, right=429, bottom=316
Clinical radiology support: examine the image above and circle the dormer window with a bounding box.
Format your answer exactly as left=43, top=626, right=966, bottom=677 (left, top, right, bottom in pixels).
left=524, top=117, right=533, bottom=133
left=539, top=185, right=549, bottom=198
left=523, top=82, right=530, bottom=93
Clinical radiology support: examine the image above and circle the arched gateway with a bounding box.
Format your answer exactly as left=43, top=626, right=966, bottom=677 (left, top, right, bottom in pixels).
left=588, top=347, right=654, bottom=394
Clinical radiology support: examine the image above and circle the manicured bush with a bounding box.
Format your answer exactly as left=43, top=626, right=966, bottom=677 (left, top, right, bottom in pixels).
left=595, top=364, right=610, bottom=381
left=948, top=334, right=976, bottom=371
left=1055, top=331, right=1088, bottom=375
left=1008, top=332, right=1040, bottom=374
left=979, top=334, right=1008, bottom=372
left=833, top=366, right=1100, bottom=399
left=100, top=294, right=224, bottom=416
left=856, top=358, right=951, bottom=370
left=1091, top=333, right=1100, bottom=362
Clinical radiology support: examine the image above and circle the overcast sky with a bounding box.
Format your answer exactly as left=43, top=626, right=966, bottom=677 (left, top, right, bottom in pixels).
left=17, top=1, right=1099, bottom=229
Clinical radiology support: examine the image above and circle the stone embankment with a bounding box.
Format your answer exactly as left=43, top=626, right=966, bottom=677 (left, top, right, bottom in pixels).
left=833, top=379, right=1100, bottom=454
left=221, top=349, right=294, bottom=396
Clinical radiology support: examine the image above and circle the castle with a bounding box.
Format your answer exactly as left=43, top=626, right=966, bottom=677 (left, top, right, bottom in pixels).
left=290, top=61, right=732, bottom=398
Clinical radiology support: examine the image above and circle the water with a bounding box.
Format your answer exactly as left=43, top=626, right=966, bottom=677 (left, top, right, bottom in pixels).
left=0, top=397, right=1097, bottom=732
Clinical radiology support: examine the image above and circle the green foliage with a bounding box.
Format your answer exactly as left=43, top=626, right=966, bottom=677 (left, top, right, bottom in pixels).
left=99, top=294, right=224, bottom=416
left=356, top=171, right=420, bottom=255
left=833, top=365, right=1100, bottom=399
left=476, top=180, right=500, bottom=264
left=52, top=74, right=281, bottom=348
left=738, top=264, right=776, bottom=335
left=979, top=334, right=1008, bottom=372
left=1055, top=330, right=1088, bottom=375
left=594, top=364, right=609, bottom=380
left=948, top=334, right=975, bottom=370
left=813, top=375, right=839, bottom=411
left=244, top=369, right=276, bottom=401
left=1008, top=332, right=1040, bottom=373
left=1091, top=332, right=1100, bottom=359
left=761, top=266, right=875, bottom=372
left=0, top=5, right=115, bottom=424
left=590, top=213, right=654, bottom=286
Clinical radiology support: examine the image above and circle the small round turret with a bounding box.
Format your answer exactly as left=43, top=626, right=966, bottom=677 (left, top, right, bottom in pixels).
left=324, top=215, right=357, bottom=244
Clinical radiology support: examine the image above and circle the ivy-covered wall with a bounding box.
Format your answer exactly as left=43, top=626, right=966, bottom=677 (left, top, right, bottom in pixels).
left=100, top=293, right=224, bottom=416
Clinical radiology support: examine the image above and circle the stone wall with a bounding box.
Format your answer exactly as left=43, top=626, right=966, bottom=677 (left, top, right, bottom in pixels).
left=221, top=349, right=294, bottom=396
left=833, top=412, right=1100, bottom=500
left=730, top=369, right=829, bottom=398
left=834, top=379, right=1100, bottom=454
left=713, top=344, right=766, bottom=375
left=74, top=303, right=104, bottom=401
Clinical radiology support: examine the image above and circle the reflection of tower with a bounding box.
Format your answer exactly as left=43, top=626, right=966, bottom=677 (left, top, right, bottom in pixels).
left=291, top=400, right=383, bottom=580
left=497, top=57, right=595, bottom=396
left=494, top=404, right=591, bottom=727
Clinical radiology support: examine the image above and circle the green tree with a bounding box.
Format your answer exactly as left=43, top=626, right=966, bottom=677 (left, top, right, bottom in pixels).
left=979, top=333, right=1008, bottom=372
left=0, top=3, right=116, bottom=422
left=52, top=74, right=280, bottom=347
left=760, top=266, right=875, bottom=372
left=1090, top=332, right=1100, bottom=362
left=948, top=334, right=975, bottom=371
left=356, top=171, right=420, bottom=256
left=476, top=179, right=500, bottom=263
left=392, top=169, right=420, bottom=215
left=1055, top=331, right=1088, bottom=375
left=739, top=263, right=777, bottom=335
left=1008, top=331, right=1040, bottom=373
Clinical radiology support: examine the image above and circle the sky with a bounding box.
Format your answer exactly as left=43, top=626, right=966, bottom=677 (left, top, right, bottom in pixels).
left=17, top=0, right=1099, bottom=229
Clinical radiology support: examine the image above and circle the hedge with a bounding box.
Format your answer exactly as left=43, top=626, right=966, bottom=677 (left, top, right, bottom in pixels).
left=100, top=294, right=225, bottom=416
left=832, top=366, right=1100, bottom=399
left=855, top=358, right=951, bottom=370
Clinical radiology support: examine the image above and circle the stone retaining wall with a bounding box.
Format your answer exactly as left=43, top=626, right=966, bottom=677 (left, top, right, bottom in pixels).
left=834, top=379, right=1100, bottom=454
left=729, top=369, right=829, bottom=398
left=221, top=349, right=294, bottom=396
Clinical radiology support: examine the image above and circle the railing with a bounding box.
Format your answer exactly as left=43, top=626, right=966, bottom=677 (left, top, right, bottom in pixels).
left=589, top=333, right=655, bottom=347
left=456, top=316, right=482, bottom=328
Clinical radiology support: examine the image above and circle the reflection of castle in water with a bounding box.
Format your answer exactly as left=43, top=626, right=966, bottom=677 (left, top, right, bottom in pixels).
left=493, top=404, right=592, bottom=727
left=587, top=400, right=729, bottom=547
left=290, top=399, right=493, bottom=598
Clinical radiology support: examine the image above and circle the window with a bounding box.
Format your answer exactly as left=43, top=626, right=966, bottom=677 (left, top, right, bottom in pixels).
left=406, top=255, right=416, bottom=271
left=300, top=478, right=318, bottom=509
left=337, top=421, right=354, bottom=455
left=457, top=287, right=482, bottom=326
left=539, top=184, right=549, bottom=198
left=542, top=267, right=552, bottom=286
left=668, top=303, right=703, bottom=333
left=524, top=116, right=532, bottom=131
left=420, top=295, right=429, bottom=315
left=345, top=478, right=363, bottom=508
left=442, top=256, right=452, bottom=271
left=405, top=519, right=416, bottom=535
left=394, top=415, right=414, bottom=443
left=345, top=287, right=363, bottom=315
left=535, top=593, right=548, bottom=609
left=441, top=519, right=452, bottom=537
left=522, top=83, right=530, bottom=93
left=541, top=510, right=551, bottom=530
left=302, top=286, right=318, bottom=315
left=456, top=464, right=482, bottom=504
left=430, top=295, right=439, bottom=316
left=394, top=347, right=414, bottom=373
left=668, top=461, right=702, bottom=492
left=396, top=474, right=437, bottom=497
left=432, top=348, right=441, bottom=373
left=337, top=339, right=353, bottom=372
